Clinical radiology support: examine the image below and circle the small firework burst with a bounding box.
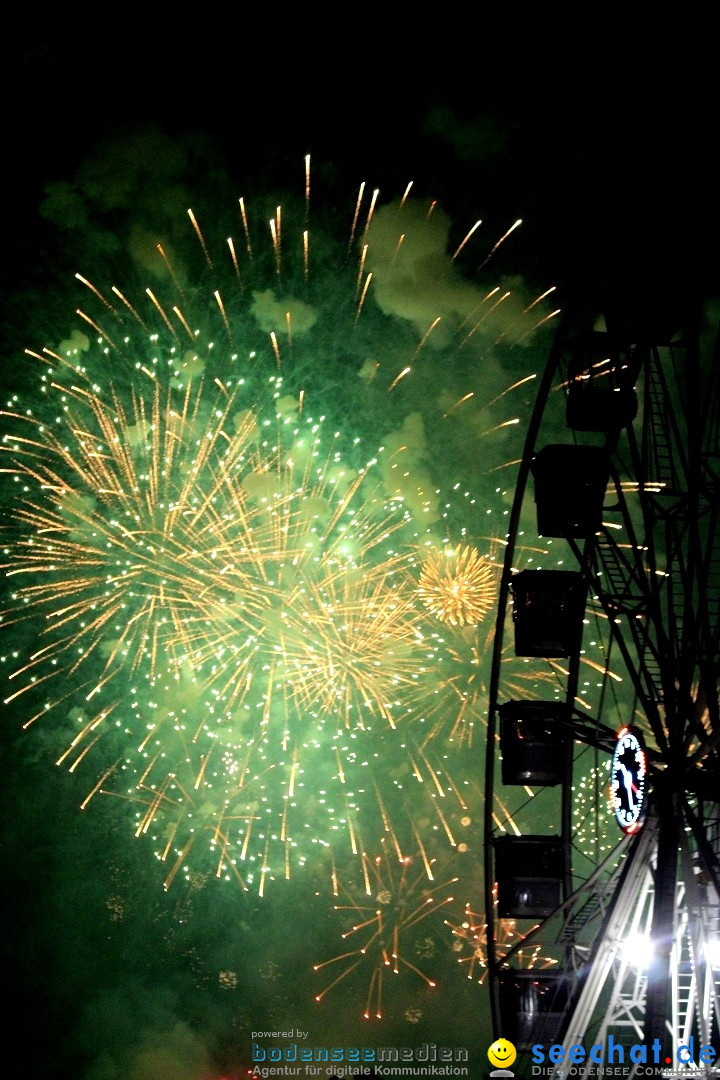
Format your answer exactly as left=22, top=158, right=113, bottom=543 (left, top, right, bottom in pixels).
left=447, top=900, right=558, bottom=983
left=572, top=759, right=616, bottom=863
left=313, top=841, right=459, bottom=1019
left=417, top=544, right=496, bottom=627
left=218, top=970, right=239, bottom=990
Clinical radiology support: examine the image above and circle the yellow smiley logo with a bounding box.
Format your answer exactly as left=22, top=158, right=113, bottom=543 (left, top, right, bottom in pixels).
left=488, top=1039, right=517, bottom=1069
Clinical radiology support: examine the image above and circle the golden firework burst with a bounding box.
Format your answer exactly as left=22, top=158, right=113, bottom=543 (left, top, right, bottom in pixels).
left=417, top=544, right=496, bottom=627
left=446, top=899, right=558, bottom=983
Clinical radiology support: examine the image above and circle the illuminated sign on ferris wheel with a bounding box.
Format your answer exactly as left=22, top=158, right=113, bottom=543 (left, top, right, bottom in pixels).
left=611, top=726, right=648, bottom=834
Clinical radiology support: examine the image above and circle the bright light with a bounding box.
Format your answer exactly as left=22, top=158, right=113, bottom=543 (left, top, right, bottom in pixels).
left=705, top=938, right=720, bottom=968
left=624, top=932, right=653, bottom=971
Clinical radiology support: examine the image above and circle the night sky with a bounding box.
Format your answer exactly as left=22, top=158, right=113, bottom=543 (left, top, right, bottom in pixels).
left=1, top=22, right=717, bottom=1080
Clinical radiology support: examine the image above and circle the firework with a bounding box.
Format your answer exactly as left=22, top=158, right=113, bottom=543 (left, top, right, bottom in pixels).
left=313, top=839, right=459, bottom=1019
left=405, top=558, right=563, bottom=750
left=418, top=543, right=496, bottom=627
left=1, top=372, right=442, bottom=889
left=446, top=897, right=559, bottom=983
left=0, top=373, right=427, bottom=721
left=0, top=157, right=558, bottom=907
left=571, top=760, right=617, bottom=864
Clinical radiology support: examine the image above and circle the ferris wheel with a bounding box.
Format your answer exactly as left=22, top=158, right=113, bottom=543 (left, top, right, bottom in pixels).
left=482, top=285, right=720, bottom=1072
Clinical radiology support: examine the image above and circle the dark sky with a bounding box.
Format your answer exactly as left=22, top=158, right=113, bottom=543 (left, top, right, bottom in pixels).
left=4, top=23, right=715, bottom=302
left=1, top=20, right=716, bottom=1080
